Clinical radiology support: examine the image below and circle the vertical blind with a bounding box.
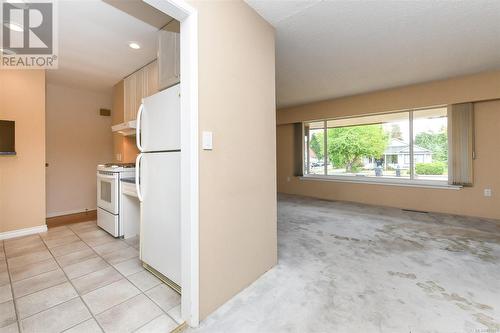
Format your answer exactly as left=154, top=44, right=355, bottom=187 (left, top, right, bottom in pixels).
left=293, top=123, right=304, bottom=176
left=448, top=103, right=474, bottom=186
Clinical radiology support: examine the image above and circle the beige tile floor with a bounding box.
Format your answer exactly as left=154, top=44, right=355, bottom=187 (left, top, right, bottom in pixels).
left=0, top=221, right=183, bottom=333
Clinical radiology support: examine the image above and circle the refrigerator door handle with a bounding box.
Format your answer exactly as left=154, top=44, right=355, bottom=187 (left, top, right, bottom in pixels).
left=136, top=103, right=144, bottom=152
left=135, top=153, right=144, bottom=202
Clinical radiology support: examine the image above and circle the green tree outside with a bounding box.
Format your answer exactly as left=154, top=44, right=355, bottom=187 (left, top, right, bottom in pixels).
left=309, top=133, right=323, bottom=161
left=325, top=125, right=389, bottom=172
left=414, top=131, right=448, bottom=162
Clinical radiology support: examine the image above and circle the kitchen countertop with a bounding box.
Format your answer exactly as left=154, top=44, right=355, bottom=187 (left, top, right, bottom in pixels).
left=121, top=177, right=136, bottom=184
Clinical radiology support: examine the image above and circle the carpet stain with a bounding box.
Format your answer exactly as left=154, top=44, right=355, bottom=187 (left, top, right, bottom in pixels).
left=418, top=284, right=495, bottom=314
left=473, top=313, right=500, bottom=329
left=474, top=303, right=494, bottom=311
left=416, top=281, right=445, bottom=293
left=388, top=271, right=417, bottom=279
left=331, top=234, right=361, bottom=242
left=441, top=292, right=473, bottom=305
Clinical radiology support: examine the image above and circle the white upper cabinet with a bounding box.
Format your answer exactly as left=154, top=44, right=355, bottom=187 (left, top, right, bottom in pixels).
left=124, top=73, right=137, bottom=122
left=158, top=22, right=180, bottom=90
left=144, top=60, right=159, bottom=97
left=123, top=60, right=159, bottom=122
left=121, top=19, right=180, bottom=123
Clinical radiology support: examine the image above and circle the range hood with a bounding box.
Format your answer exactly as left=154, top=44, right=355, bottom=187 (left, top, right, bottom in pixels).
left=112, top=120, right=136, bottom=136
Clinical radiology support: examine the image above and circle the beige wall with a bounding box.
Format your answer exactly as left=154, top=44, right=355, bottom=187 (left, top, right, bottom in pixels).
left=46, top=84, right=113, bottom=217
left=189, top=0, right=277, bottom=319
left=278, top=70, right=500, bottom=125
left=277, top=71, right=500, bottom=220
left=0, top=70, right=46, bottom=233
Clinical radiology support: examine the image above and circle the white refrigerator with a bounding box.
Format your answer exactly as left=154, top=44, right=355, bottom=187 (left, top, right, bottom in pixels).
left=135, top=83, right=181, bottom=288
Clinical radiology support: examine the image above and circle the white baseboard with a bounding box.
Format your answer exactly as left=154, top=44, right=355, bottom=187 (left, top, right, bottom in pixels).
left=0, top=225, right=48, bottom=240
left=46, top=208, right=97, bottom=218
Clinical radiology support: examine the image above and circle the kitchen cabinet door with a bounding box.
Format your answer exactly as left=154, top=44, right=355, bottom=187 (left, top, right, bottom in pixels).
left=134, top=69, right=145, bottom=121
left=144, top=60, right=159, bottom=97
left=123, top=74, right=136, bottom=122
left=158, top=30, right=180, bottom=90
left=123, top=61, right=158, bottom=122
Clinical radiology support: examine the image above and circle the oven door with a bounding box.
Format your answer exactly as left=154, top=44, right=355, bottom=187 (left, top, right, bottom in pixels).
left=97, top=171, right=119, bottom=214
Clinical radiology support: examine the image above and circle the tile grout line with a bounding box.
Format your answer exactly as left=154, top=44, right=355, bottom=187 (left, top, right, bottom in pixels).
left=130, top=313, right=165, bottom=333
left=6, top=231, right=89, bottom=283
left=39, top=226, right=107, bottom=333
left=60, top=318, right=90, bottom=333
left=3, top=234, right=44, bottom=332
left=89, top=230, right=182, bottom=328
left=67, top=224, right=167, bottom=324
left=140, top=284, right=181, bottom=325
left=71, top=227, right=151, bottom=315
left=8, top=259, right=62, bottom=286
left=68, top=226, right=165, bottom=331
left=73, top=224, right=182, bottom=329
left=5, top=223, right=181, bottom=332
left=3, top=229, right=95, bottom=329
left=12, top=279, right=69, bottom=304
left=117, top=257, right=181, bottom=326
left=16, top=294, right=80, bottom=323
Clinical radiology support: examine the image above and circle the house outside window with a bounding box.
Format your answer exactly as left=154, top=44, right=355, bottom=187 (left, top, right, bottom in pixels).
left=303, top=107, right=448, bottom=183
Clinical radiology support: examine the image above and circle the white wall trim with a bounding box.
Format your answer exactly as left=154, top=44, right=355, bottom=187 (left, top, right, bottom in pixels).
left=142, top=0, right=199, bottom=327
left=0, top=225, right=47, bottom=240
left=300, top=175, right=463, bottom=190
left=46, top=208, right=97, bottom=218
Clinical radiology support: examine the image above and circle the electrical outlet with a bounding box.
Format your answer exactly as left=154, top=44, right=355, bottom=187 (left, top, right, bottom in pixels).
left=116, top=153, right=122, bottom=161
left=484, top=188, right=492, bottom=197
left=287, top=176, right=291, bottom=182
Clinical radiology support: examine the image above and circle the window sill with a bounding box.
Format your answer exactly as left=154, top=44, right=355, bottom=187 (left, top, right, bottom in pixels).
left=299, top=175, right=463, bottom=190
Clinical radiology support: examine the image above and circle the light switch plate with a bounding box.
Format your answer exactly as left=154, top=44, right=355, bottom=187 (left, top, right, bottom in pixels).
left=202, top=131, right=213, bottom=150
left=484, top=188, right=492, bottom=197
left=116, top=153, right=122, bottom=161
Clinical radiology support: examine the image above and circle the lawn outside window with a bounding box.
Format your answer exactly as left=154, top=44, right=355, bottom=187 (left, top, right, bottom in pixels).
left=303, top=107, right=453, bottom=187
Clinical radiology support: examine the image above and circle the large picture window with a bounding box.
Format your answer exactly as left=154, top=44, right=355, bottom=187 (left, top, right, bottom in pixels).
left=303, top=107, right=448, bottom=183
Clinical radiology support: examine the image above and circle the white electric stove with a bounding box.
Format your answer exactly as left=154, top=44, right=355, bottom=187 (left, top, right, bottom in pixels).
left=96, top=163, right=136, bottom=237
left=97, top=163, right=136, bottom=173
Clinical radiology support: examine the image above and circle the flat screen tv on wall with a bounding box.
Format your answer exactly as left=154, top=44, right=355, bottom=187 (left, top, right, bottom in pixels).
left=0, top=120, right=16, bottom=155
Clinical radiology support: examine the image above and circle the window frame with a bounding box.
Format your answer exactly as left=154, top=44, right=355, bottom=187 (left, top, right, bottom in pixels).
left=302, top=106, right=458, bottom=188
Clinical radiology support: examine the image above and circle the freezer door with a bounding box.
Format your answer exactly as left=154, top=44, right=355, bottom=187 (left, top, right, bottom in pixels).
left=140, top=151, right=181, bottom=285
left=139, top=84, right=180, bottom=152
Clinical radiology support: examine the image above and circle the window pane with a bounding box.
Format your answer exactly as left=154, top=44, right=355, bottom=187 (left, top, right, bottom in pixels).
left=304, top=121, right=325, bottom=175
left=412, top=108, right=448, bottom=181
left=326, top=112, right=410, bottom=178
left=101, top=181, right=112, bottom=203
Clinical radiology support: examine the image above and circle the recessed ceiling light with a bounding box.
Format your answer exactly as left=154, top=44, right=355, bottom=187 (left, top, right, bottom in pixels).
left=128, top=42, right=141, bottom=50
left=4, top=22, right=23, bottom=32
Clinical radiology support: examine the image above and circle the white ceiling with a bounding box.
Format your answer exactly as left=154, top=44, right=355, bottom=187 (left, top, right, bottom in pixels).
left=47, top=0, right=171, bottom=94
left=245, top=0, right=500, bottom=108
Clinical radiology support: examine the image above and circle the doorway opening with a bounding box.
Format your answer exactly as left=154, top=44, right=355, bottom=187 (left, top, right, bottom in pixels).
left=42, top=0, right=199, bottom=329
